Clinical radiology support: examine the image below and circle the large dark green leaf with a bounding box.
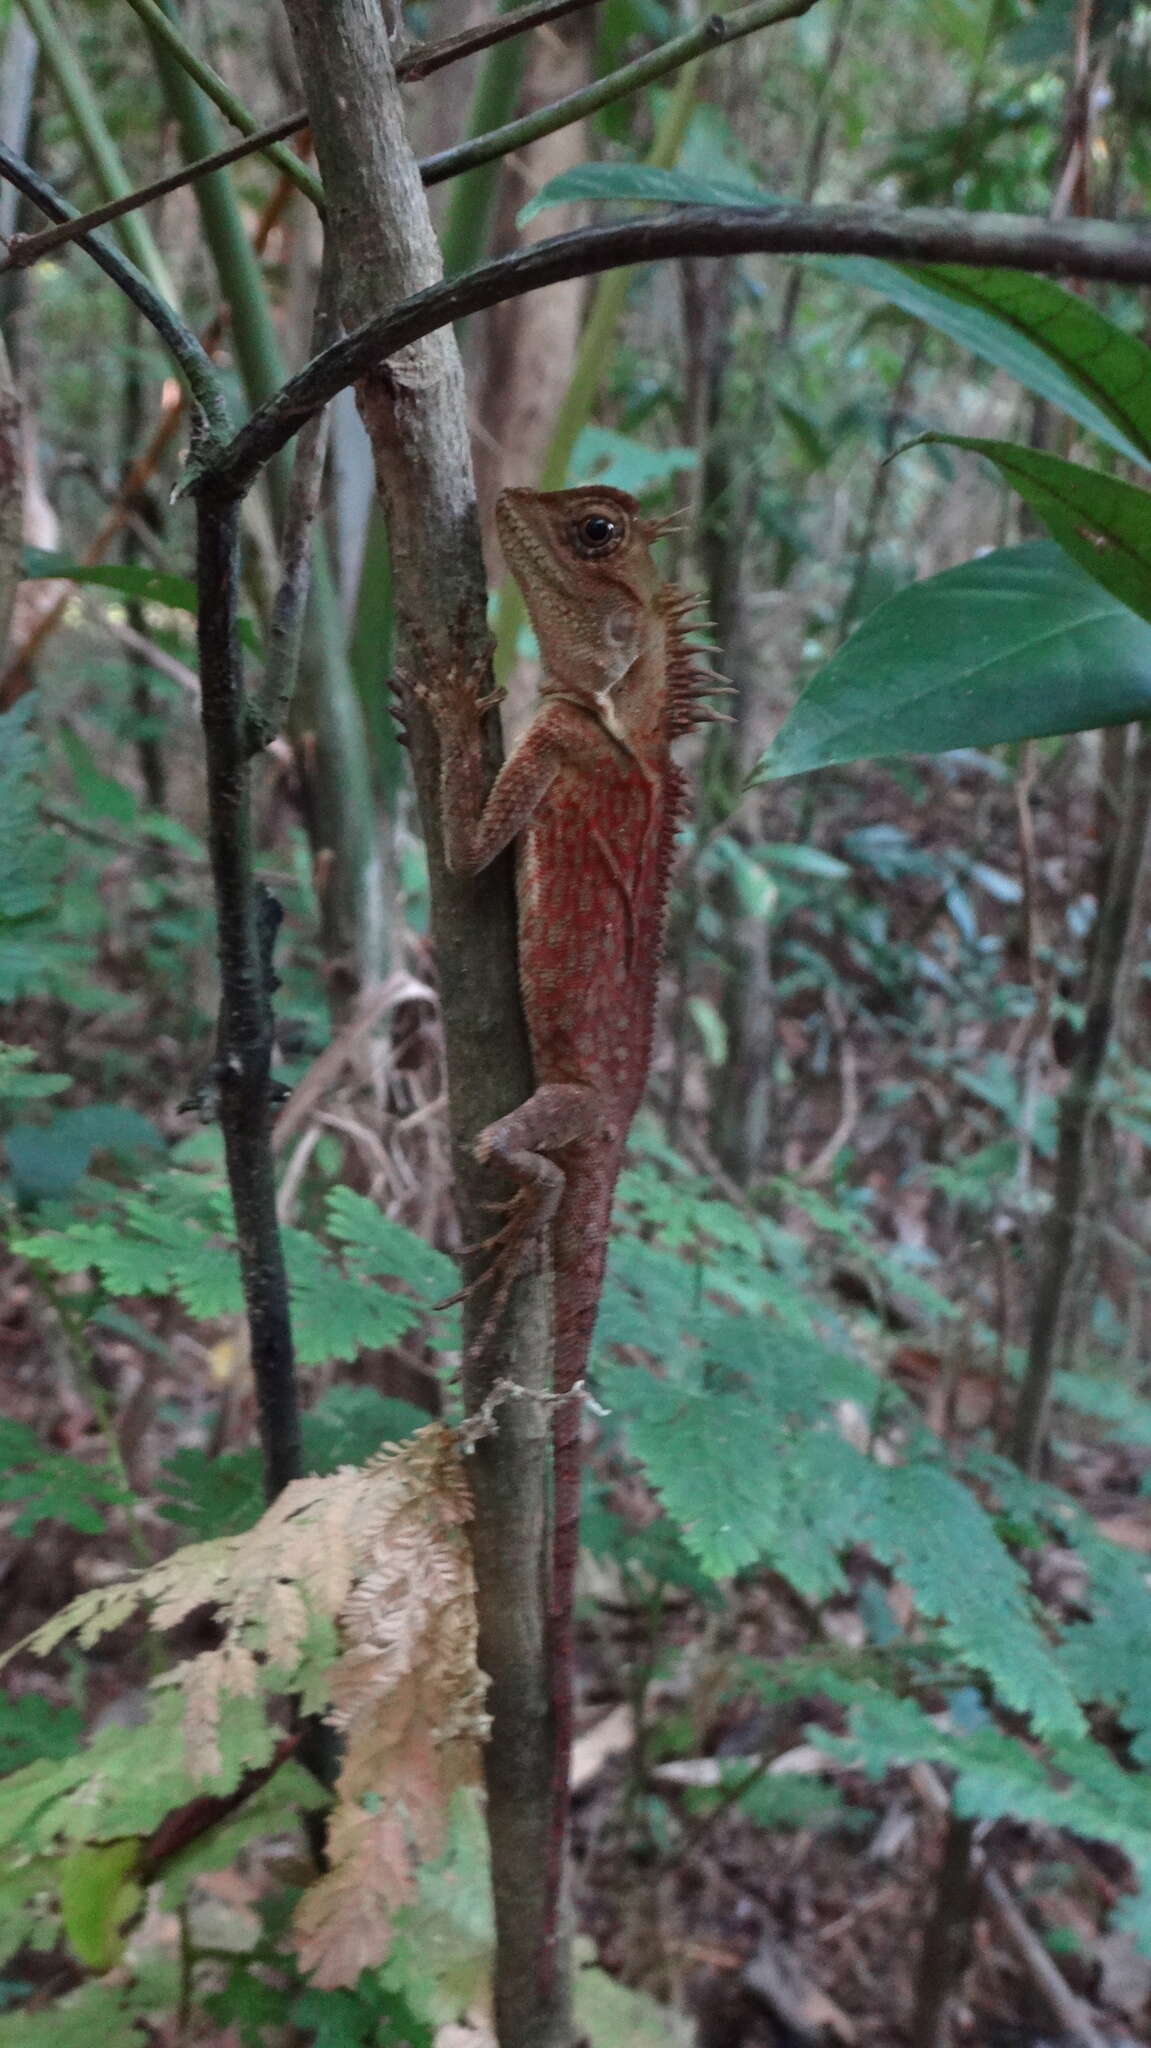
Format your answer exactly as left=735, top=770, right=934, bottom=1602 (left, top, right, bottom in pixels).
left=832, top=263, right=1151, bottom=467
left=916, top=435, right=1151, bottom=625
left=22, top=549, right=199, bottom=612
left=521, top=165, right=1151, bottom=465
left=758, top=542, right=1151, bottom=779
left=22, top=550, right=260, bottom=654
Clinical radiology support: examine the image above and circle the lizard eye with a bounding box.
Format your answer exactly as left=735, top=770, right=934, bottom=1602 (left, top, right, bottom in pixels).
left=573, top=510, right=624, bottom=557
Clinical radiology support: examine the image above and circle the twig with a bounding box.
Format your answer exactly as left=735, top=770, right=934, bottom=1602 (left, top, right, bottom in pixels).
left=400, top=0, right=604, bottom=82
left=196, top=488, right=300, bottom=1500
left=909, top=1765, right=1111, bottom=2048
left=193, top=201, right=1151, bottom=501
left=0, top=108, right=313, bottom=272
left=797, top=991, right=860, bottom=1183
left=1011, top=723, right=1151, bottom=1469
left=420, top=0, right=820, bottom=190
left=107, top=617, right=200, bottom=696
left=17, top=0, right=178, bottom=303
left=246, top=244, right=339, bottom=752
left=120, top=0, right=323, bottom=211
left=0, top=140, right=228, bottom=445
left=0, top=1, right=604, bottom=273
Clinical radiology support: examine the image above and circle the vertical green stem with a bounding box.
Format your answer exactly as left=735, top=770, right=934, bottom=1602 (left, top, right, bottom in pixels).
left=439, top=0, right=529, bottom=279
left=18, top=0, right=177, bottom=303
left=145, top=0, right=389, bottom=998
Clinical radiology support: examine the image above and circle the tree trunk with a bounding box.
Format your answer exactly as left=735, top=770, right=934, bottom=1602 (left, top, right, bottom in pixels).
left=276, top=7, right=569, bottom=2041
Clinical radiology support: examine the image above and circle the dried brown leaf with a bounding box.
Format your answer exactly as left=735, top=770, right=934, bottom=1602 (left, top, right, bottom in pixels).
left=294, top=1426, right=488, bottom=1988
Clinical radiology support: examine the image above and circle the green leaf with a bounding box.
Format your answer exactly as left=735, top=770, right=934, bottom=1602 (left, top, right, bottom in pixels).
left=522, top=165, right=1151, bottom=464
left=0, top=1691, right=276, bottom=1860
left=0, top=1980, right=150, bottom=2047
left=157, top=1388, right=427, bottom=1540
left=575, top=1959, right=695, bottom=2048
left=516, top=158, right=762, bottom=225
left=21, top=552, right=260, bottom=654
left=0, top=1419, right=125, bottom=1536
left=0, top=703, right=61, bottom=930
left=918, top=435, right=1151, bottom=625
left=0, top=1047, right=70, bottom=1105
left=760, top=542, right=1151, bottom=778
left=22, top=551, right=200, bottom=612
left=0, top=1697, right=83, bottom=1775
left=379, top=1790, right=492, bottom=2029
left=325, top=1188, right=457, bottom=1302
left=4, top=1106, right=161, bottom=1203
left=58, top=1839, right=143, bottom=1970
left=156, top=1446, right=264, bottom=1540
left=283, top=1229, right=426, bottom=1366
left=57, top=727, right=137, bottom=827
left=159, top=1761, right=327, bottom=1906
left=856, top=1462, right=1083, bottom=1739
left=832, top=261, right=1151, bottom=468
left=569, top=426, right=699, bottom=495
left=823, top=1690, right=1151, bottom=1928
left=0, top=1854, right=60, bottom=1970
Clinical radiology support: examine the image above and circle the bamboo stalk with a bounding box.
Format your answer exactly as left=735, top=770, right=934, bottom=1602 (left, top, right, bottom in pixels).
left=18, top=0, right=178, bottom=303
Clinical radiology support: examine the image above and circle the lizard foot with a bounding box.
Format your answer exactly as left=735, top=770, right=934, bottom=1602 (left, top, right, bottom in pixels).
left=436, top=1175, right=561, bottom=1353
left=397, top=636, right=502, bottom=747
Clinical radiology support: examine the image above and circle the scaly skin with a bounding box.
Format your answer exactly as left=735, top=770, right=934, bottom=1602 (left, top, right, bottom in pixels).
left=418, top=483, right=717, bottom=1958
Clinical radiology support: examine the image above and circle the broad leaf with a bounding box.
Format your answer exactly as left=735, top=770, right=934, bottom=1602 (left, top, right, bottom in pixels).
left=917, top=434, right=1151, bottom=624
left=759, top=542, right=1151, bottom=778
left=521, top=165, right=1151, bottom=464
left=22, top=550, right=260, bottom=653
left=516, top=160, right=763, bottom=225
left=834, top=261, right=1151, bottom=468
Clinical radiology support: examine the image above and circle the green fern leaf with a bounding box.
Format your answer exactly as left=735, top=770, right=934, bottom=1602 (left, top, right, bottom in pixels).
left=0, top=705, right=61, bottom=928
left=158, top=1760, right=328, bottom=1907
left=1059, top=1532, right=1151, bottom=1761
left=0, top=1697, right=83, bottom=1774
left=12, top=1219, right=180, bottom=1297
left=157, top=1388, right=427, bottom=1540
left=283, top=1228, right=423, bottom=1364
left=325, top=1188, right=456, bottom=1300
left=857, top=1461, right=1083, bottom=1740
left=0, top=1691, right=275, bottom=1862
left=0, top=1980, right=148, bottom=2046
left=0, top=1420, right=124, bottom=1535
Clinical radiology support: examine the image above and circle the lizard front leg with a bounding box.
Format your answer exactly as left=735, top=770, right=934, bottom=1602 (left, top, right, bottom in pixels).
left=403, top=644, right=561, bottom=877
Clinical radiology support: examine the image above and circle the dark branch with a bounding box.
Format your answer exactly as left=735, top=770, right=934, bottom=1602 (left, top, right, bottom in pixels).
left=196, top=494, right=301, bottom=1499
left=0, top=141, right=229, bottom=445
left=401, top=0, right=603, bottom=82
left=0, top=0, right=606, bottom=274
left=193, top=201, right=1151, bottom=501
left=246, top=248, right=339, bottom=753
left=419, top=0, right=819, bottom=191
left=0, top=110, right=313, bottom=272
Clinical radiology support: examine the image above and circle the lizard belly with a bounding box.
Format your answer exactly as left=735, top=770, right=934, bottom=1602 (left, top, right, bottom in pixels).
left=517, top=762, right=667, bottom=1112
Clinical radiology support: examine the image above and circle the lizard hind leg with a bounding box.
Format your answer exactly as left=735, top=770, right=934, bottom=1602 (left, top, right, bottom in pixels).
left=446, top=1082, right=602, bottom=1344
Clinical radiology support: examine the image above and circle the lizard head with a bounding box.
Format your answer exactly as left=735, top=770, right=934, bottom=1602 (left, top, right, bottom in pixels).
left=496, top=485, right=665, bottom=711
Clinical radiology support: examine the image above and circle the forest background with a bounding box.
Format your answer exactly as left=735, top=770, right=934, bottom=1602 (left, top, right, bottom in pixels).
left=2, top=2, right=1151, bottom=2046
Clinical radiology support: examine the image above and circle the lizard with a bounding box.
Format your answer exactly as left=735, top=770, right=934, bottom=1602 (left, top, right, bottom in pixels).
left=412, top=481, right=723, bottom=1950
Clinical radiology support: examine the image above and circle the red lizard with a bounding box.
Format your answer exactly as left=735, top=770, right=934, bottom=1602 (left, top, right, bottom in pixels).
left=416, top=482, right=720, bottom=1947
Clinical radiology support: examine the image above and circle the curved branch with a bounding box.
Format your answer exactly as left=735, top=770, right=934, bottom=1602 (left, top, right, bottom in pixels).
left=0, top=141, right=229, bottom=444
left=194, top=201, right=1151, bottom=500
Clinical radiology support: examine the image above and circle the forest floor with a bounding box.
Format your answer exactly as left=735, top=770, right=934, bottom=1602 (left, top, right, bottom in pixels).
left=2, top=737, right=1150, bottom=2047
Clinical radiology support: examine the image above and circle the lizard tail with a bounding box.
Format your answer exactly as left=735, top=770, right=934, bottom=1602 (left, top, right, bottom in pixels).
left=543, top=1275, right=603, bottom=1978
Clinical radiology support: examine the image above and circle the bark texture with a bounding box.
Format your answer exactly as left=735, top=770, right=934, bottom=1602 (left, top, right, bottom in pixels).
left=276, top=8, right=567, bottom=2042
